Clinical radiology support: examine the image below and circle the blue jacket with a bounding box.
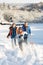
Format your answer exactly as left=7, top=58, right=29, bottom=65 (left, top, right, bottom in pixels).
left=11, top=27, right=16, bottom=39
left=27, top=26, right=31, bottom=34
left=22, top=24, right=26, bottom=31
left=22, top=24, right=31, bottom=34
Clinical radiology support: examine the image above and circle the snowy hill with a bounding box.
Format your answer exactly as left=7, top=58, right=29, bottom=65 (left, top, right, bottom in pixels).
left=0, top=2, right=43, bottom=24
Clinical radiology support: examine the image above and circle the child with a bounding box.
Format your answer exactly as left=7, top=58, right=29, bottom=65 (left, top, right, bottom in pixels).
left=18, top=27, right=23, bottom=51
left=7, top=23, right=17, bottom=48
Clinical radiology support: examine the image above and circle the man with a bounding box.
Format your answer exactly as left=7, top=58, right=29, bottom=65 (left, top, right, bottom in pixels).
left=22, top=22, right=31, bottom=44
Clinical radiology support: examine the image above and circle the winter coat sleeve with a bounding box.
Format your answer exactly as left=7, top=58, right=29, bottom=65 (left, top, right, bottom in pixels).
left=7, top=32, right=10, bottom=38
left=27, top=26, right=31, bottom=34
left=7, top=27, right=12, bottom=38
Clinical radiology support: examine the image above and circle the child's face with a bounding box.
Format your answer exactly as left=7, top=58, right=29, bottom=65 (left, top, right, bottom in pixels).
left=13, top=24, right=16, bottom=27
left=20, top=29, right=22, bottom=32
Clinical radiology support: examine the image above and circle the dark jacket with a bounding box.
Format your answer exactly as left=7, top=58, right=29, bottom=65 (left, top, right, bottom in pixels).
left=22, top=24, right=26, bottom=31
left=22, top=24, right=31, bottom=34
left=7, top=26, right=16, bottom=39
left=11, top=27, right=16, bottom=38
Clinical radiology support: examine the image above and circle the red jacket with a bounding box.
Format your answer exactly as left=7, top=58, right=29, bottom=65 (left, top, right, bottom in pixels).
left=7, top=26, right=12, bottom=38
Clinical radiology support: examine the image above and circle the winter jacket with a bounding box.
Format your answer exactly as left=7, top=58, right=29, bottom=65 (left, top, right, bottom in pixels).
left=7, top=26, right=13, bottom=38
left=7, top=26, right=16, bottom=39
left=27, top=26, right=31, bottom=34
left=11, top=27, right=16, bottom=38
left=22, top=24, right=26, bottom=31
left=22, top=24, right=31, bottom=34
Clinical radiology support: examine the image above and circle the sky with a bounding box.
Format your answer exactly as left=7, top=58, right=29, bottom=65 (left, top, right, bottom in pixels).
left=0, top=0, right=43, bottom=3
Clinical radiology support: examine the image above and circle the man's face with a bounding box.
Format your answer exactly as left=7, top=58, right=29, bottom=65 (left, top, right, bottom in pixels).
left=25, top=23, right=28, bottom=27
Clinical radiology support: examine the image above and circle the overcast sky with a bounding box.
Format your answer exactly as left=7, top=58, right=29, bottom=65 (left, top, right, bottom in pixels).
left=0, top=0, right=43, bottom=3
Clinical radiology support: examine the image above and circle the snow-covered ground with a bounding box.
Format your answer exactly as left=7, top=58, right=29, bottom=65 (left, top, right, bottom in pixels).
left=0, top=23, right=43, bottom=65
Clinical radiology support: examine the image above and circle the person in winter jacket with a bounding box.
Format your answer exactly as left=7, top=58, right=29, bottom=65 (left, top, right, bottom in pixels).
left=22, top=22, right=31, bottom=44
left=7, top=23, right=17, bottom=48
left=22, top=22, right=31, bottom=34
left=17, top=27, right=24, bottom=51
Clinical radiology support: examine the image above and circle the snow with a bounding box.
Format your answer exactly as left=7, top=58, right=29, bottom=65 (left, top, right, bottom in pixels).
left=0, top=24, right=43, bottom=65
